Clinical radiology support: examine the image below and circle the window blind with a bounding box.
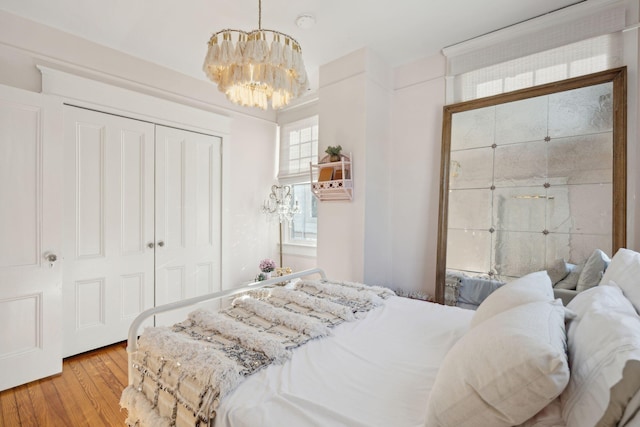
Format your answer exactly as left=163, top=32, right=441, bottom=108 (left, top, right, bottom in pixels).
left=277, top=115, right=319, bottom=181
left=443, top=1, right=626, bottom=103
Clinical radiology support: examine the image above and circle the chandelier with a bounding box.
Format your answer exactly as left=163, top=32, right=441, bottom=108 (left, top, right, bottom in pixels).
left=202, top=0, right=309, bottom=110
left=262, top=185, right=300, bottom=224
left=262, top=184, right=300, bottom=267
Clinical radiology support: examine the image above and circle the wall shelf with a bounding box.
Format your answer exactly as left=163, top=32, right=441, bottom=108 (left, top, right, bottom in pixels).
left=310, top=154, right=353, bottom=201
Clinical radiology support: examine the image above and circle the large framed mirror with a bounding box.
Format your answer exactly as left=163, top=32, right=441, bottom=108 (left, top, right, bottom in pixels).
left=435, top=67, right=627, bottom=304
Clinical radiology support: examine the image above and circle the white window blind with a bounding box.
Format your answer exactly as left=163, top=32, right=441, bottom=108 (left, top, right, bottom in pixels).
left=443, top=1, right=626, bottom=103
left=278, top=115, right=319, bottom=181
left=453, top=33, right=623, bottom=102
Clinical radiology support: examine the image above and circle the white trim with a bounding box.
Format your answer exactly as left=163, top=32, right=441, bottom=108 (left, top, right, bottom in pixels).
left=281, top=242, right=317, bottom=258
left=623, top=22, right=640, bottom=31
left=277, top=94, right=319, bottom=113
left=442, top=0, right=626, bottom=76
left=37, top=65, right=231, bottom=136
left=277, top=98, right=320, bottom=127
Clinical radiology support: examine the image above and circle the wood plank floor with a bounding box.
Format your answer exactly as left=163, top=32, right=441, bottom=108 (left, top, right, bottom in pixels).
left=0, top=342, right=129, bottom=427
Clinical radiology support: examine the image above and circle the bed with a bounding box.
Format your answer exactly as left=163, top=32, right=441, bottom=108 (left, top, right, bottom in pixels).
left=121, top=249, right=640, bottom=427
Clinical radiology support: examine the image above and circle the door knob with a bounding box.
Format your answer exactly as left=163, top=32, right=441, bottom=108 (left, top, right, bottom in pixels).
left=157, top=241, right=165, bottom=247
left=147, top=242, right=155, bottom=248
left=44, top=253, right=57, bottom=268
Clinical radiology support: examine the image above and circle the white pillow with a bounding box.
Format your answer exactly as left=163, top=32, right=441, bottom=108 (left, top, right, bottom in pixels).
left=562, top=284, right=640, bottom=427
left=576, top=249, right=610, bottom=292
left=600, top=248, right=640, bottom=313
left=554, top=263, right=582, bottom=291
left=426, top=300, right=569, bottom=427
left=566, top=280, right=635, bottom=318
left=471, top=271, right=553, bottom=328
left=547, top=259, right=571, bottom=285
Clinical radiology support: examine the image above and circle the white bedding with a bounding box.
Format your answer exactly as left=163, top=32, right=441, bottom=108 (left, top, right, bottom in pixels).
left=214, top=296, right=474, bottom=427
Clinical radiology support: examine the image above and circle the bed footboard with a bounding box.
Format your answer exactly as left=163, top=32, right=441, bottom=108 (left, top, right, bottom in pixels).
left=126, top=268, right=326, bottom=385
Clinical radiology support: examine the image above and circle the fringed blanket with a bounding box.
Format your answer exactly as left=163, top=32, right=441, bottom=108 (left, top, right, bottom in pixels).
left=120, top=279, right=395, bottom=427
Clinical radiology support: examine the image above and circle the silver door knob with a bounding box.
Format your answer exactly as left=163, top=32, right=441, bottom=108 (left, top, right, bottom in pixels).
left=157, top=241, right=165, bottom=247
left=147, top=242, right=155, bottom=248
left=44, top=253, right=58, bottom=268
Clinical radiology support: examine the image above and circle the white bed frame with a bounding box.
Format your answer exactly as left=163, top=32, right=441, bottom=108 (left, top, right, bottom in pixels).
left=125, top=268, right=327, bottom=384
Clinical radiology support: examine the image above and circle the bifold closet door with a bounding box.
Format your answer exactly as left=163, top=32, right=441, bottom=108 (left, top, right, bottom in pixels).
left=154, top=125, right=222, bottom=326
left=63, top=106, right=155, bottom=357
left=0, top=85, right=63, bottom=390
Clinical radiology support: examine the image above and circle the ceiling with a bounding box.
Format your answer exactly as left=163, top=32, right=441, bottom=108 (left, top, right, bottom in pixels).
left=0, top=0, right=585, bottom=94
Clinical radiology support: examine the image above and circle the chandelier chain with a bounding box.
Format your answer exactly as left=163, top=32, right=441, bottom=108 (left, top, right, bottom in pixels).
left=258, top=0, right=262, bottom=30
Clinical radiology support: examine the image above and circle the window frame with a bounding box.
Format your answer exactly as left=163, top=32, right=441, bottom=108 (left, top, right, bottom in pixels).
left=277, top=115, right=319, bottom=252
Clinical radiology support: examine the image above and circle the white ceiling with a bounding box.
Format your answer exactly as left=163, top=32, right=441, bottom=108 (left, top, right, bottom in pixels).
left=0, top=0, right=585, bottom=93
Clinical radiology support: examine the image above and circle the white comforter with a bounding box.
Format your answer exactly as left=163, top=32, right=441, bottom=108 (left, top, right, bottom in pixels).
left=214, top=296, right=474, bottom=427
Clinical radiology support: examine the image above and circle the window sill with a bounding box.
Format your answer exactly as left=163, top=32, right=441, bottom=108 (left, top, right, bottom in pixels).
left=280, top=242, right=317, bottom=258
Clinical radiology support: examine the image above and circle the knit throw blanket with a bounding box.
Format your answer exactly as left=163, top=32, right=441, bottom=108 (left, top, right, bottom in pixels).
left=120, top=279, right=395, bottom=427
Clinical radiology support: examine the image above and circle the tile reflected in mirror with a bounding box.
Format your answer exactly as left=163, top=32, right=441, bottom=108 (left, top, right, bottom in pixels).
left=495, top=95, right=548, bottom=145
left=451, top=105, right=495, bottom=150
left=492, top=186, right=546, bottom=232
left=448, top=189, right=492, bottom=230
left=492, top=231, right=546, bottom=278
left=546, top=183, right=612, bottom=234
left=446, top=229, right=492, bottom=274
left=494, top=141, right=547, bottom=187
left=449, top=147, right=494, bottom=190
left=547, top=133, right=612, bottom=185
left=548, top=82, right=613, bottom=138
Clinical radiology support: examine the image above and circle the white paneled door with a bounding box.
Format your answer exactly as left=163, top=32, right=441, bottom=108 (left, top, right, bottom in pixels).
left=63, top=107, right=155, bottom=357
left=0, top=85, right=63, bottom=390
left=154, top=125, right=222, bottom=326
left=63, top=109, right=222, bottom=355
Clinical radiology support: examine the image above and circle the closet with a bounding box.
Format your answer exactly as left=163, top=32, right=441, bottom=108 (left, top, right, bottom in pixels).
left=62, top=106, right=222, bottom=356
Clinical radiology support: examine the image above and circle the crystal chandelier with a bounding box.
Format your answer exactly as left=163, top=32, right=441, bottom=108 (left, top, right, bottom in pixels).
left=262, top=185, right=300, bottom=224
left=202, top=0, right=309, bottom=110
left=262, top=184, right=300, bottom=267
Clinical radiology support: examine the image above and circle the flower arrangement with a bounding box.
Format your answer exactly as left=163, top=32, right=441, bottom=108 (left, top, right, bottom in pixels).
left=259, top=258, right=276, bottom=273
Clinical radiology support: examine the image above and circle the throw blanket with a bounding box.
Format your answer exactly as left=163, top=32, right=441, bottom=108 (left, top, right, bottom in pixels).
left=120, top=279, right=395, bottom=427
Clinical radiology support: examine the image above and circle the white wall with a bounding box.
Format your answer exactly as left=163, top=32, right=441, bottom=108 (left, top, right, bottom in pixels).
left=225, top=117, right=281, bottom=285
left=317, top=67, right=367, bottom=281
left=0, top=10, right=280, bottom=289
left=316, top=49, right=393, bottom=285
left=390, top=55, right=447, bottom=297
left=387, top=30, right=640, bottom=298
left=0, top=10, right=274, bottom=122
left=314, top=49, right=447, bottom=296
left=314, top=49, right=448, bottom=296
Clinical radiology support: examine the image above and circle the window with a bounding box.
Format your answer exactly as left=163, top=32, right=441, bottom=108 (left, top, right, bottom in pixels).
left=278, top=115, right=319, bottom=246
left=455, top=34, right=622, bottom=102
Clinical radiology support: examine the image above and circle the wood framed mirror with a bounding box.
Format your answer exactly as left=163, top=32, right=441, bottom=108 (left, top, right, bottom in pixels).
left=435, top=67, right=627, bottom=304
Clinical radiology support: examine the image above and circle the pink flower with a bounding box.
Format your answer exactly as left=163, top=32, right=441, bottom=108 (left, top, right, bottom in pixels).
left=259, top=258, right=276, bottom=272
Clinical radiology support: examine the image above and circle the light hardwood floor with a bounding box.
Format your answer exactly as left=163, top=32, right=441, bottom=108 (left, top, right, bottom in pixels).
left=0, top=342, right=128, bottom=427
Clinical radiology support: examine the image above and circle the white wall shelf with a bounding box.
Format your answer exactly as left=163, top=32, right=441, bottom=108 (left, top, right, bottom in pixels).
left=310, top=154, right=353, bottom=201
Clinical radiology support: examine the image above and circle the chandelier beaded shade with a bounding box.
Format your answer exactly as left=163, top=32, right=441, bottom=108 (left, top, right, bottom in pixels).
left=202, top=0, right=309, bottom=110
